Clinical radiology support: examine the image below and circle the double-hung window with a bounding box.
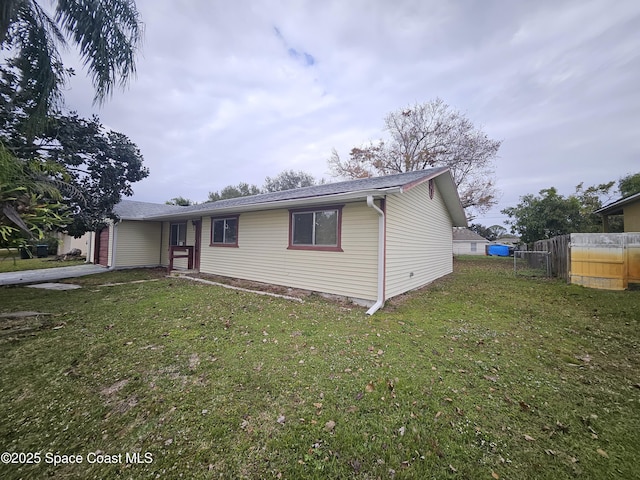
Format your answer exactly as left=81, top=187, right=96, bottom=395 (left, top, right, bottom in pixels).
left=211, top=216, right=239, bottom=247
left=289, top=206, right=343, bottom=251
left=170, top=222, right=187, bottom=246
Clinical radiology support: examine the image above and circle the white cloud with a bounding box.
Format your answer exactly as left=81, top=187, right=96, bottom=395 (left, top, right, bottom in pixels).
left=55, top=0, right=640, bottom=224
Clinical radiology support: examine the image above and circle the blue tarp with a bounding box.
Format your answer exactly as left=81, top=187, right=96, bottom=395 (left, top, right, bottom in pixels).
left=488, top=244, right=510, bottom=257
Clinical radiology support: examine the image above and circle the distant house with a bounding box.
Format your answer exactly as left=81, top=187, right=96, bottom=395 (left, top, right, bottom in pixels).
left=54, top=232, right=90, bottom=256
left=86, top=168, right=467, bottom=314
left=452, top=227, right=489, bottom=255
left=493, top=234, right=520, bottom=247
left=595, top=192, right=640, bottom=232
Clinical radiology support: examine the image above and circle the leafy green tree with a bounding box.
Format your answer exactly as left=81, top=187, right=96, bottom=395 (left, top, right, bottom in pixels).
left=469, top=224, right=506, bottom=241
left=205, top=170, right=318, bottom=202
left=469, top=224, right=492, bottom=240
left=618, top=172, right=640, bottom=197
left=502, top=188, right=581, bottom=243
left=166, top=197, right=193, bottom=206
left=0, top=73, right=149, bottom=236
left=574, top=181, right=615, bottom=230
left=208, top=182, right=262, bottom=202
left=0, top=0, right=142, bottom=130
left=0, top=1, right=145, bottom=239
left=45, top=113, right=148, bottom=236
left=263, top=170, right=316, bottom=192
left=502, top=182, right=617, bottom=243
left=489, top=224, right=508, bottom=240
left=328, top=98, right=501, bottom=218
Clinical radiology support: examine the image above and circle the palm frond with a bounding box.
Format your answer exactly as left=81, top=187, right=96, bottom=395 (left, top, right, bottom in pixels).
left=5, top=1, right=68, bottom=135
left=1, top=203, right=33, bottom=237
left=0, top=0, right=23, bottom=45
left=55, top=0, right=143, bottom=104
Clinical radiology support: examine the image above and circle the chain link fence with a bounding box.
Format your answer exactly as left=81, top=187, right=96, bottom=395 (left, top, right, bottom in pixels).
left=514, top=250, right=551, bottom=277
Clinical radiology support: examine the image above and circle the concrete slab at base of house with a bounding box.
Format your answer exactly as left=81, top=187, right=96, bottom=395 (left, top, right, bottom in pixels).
left=0, top=264, right=107, bottom=286
left=26, top=283, right=82, bottom=290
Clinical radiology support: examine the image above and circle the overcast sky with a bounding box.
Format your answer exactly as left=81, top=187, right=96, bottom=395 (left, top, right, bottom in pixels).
left=61, top=0, right=640, bottom=227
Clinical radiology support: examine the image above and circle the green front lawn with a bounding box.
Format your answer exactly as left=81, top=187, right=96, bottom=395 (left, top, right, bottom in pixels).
left=0, top=257, right=638, bottom=479
left=0, top=250, right=85, bottom=273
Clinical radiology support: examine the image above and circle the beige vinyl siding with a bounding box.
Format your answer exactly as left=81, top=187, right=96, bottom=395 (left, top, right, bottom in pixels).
left=453, top=240, right=488, bottom=255
left=199, top=201, right=380, bottom=301
left=385, top=181, right=453, bottom=299
left=113, top=220, right=163, bottom=267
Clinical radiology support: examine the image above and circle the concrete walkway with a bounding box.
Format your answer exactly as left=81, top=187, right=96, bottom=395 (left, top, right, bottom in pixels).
left=0, top=264, right=108, bottom=286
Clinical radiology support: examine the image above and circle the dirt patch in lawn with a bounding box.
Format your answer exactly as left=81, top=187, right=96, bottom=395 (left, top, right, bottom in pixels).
left=100, top=379, right=140, bottom=416
left=0, top=311, right=58, bottom=341
left=183, top=273, right=314, bottom=300
left=182, top=273, right=365, bottom=311
left=100, top=379, right=129, bottom=397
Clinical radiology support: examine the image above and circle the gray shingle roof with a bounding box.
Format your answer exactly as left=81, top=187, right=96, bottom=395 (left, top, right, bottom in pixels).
left=113, top=167, right=468, bottom=226
left=178, top=167, right=449, bottom=214
left=452, top=227, right=489, bottom=242
left=114, top=200, right=189, bottom=219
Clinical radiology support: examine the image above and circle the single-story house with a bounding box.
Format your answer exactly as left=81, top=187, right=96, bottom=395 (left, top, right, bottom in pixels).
left=452, top=227, right=489, bottom=255
left=86, top=168, right=467, bottom=314
left=595, top=192, right=640, bottom=232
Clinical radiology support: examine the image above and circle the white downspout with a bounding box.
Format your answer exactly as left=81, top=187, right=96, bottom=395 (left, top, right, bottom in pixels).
left=109, top=221, right=118, bottom=270
left=159, top=222, right=164, bottom=267
left=86, top=231, right=94, bottom=264
left=366, top=195, right=385, bottom=315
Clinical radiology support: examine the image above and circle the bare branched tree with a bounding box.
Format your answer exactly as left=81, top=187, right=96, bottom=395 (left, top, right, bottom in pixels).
left=329, top=98, right=501, bottom=218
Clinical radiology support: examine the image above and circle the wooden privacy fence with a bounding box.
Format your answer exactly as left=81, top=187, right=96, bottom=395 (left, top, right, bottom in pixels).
left=533, top=233, right=640, bottom=290
left=533, top=235, right=570, bottom=280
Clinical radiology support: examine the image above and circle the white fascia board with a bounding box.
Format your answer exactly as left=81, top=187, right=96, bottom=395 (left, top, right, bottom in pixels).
left=434, top=175, right=468, bottom=227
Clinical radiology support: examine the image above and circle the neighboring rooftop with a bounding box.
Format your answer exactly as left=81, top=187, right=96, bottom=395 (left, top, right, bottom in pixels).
left=494, top=234, right=520, bottom=245
left=595, top=192, right=640, bottom=215
left=452, top=227, right=489, bottom=242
